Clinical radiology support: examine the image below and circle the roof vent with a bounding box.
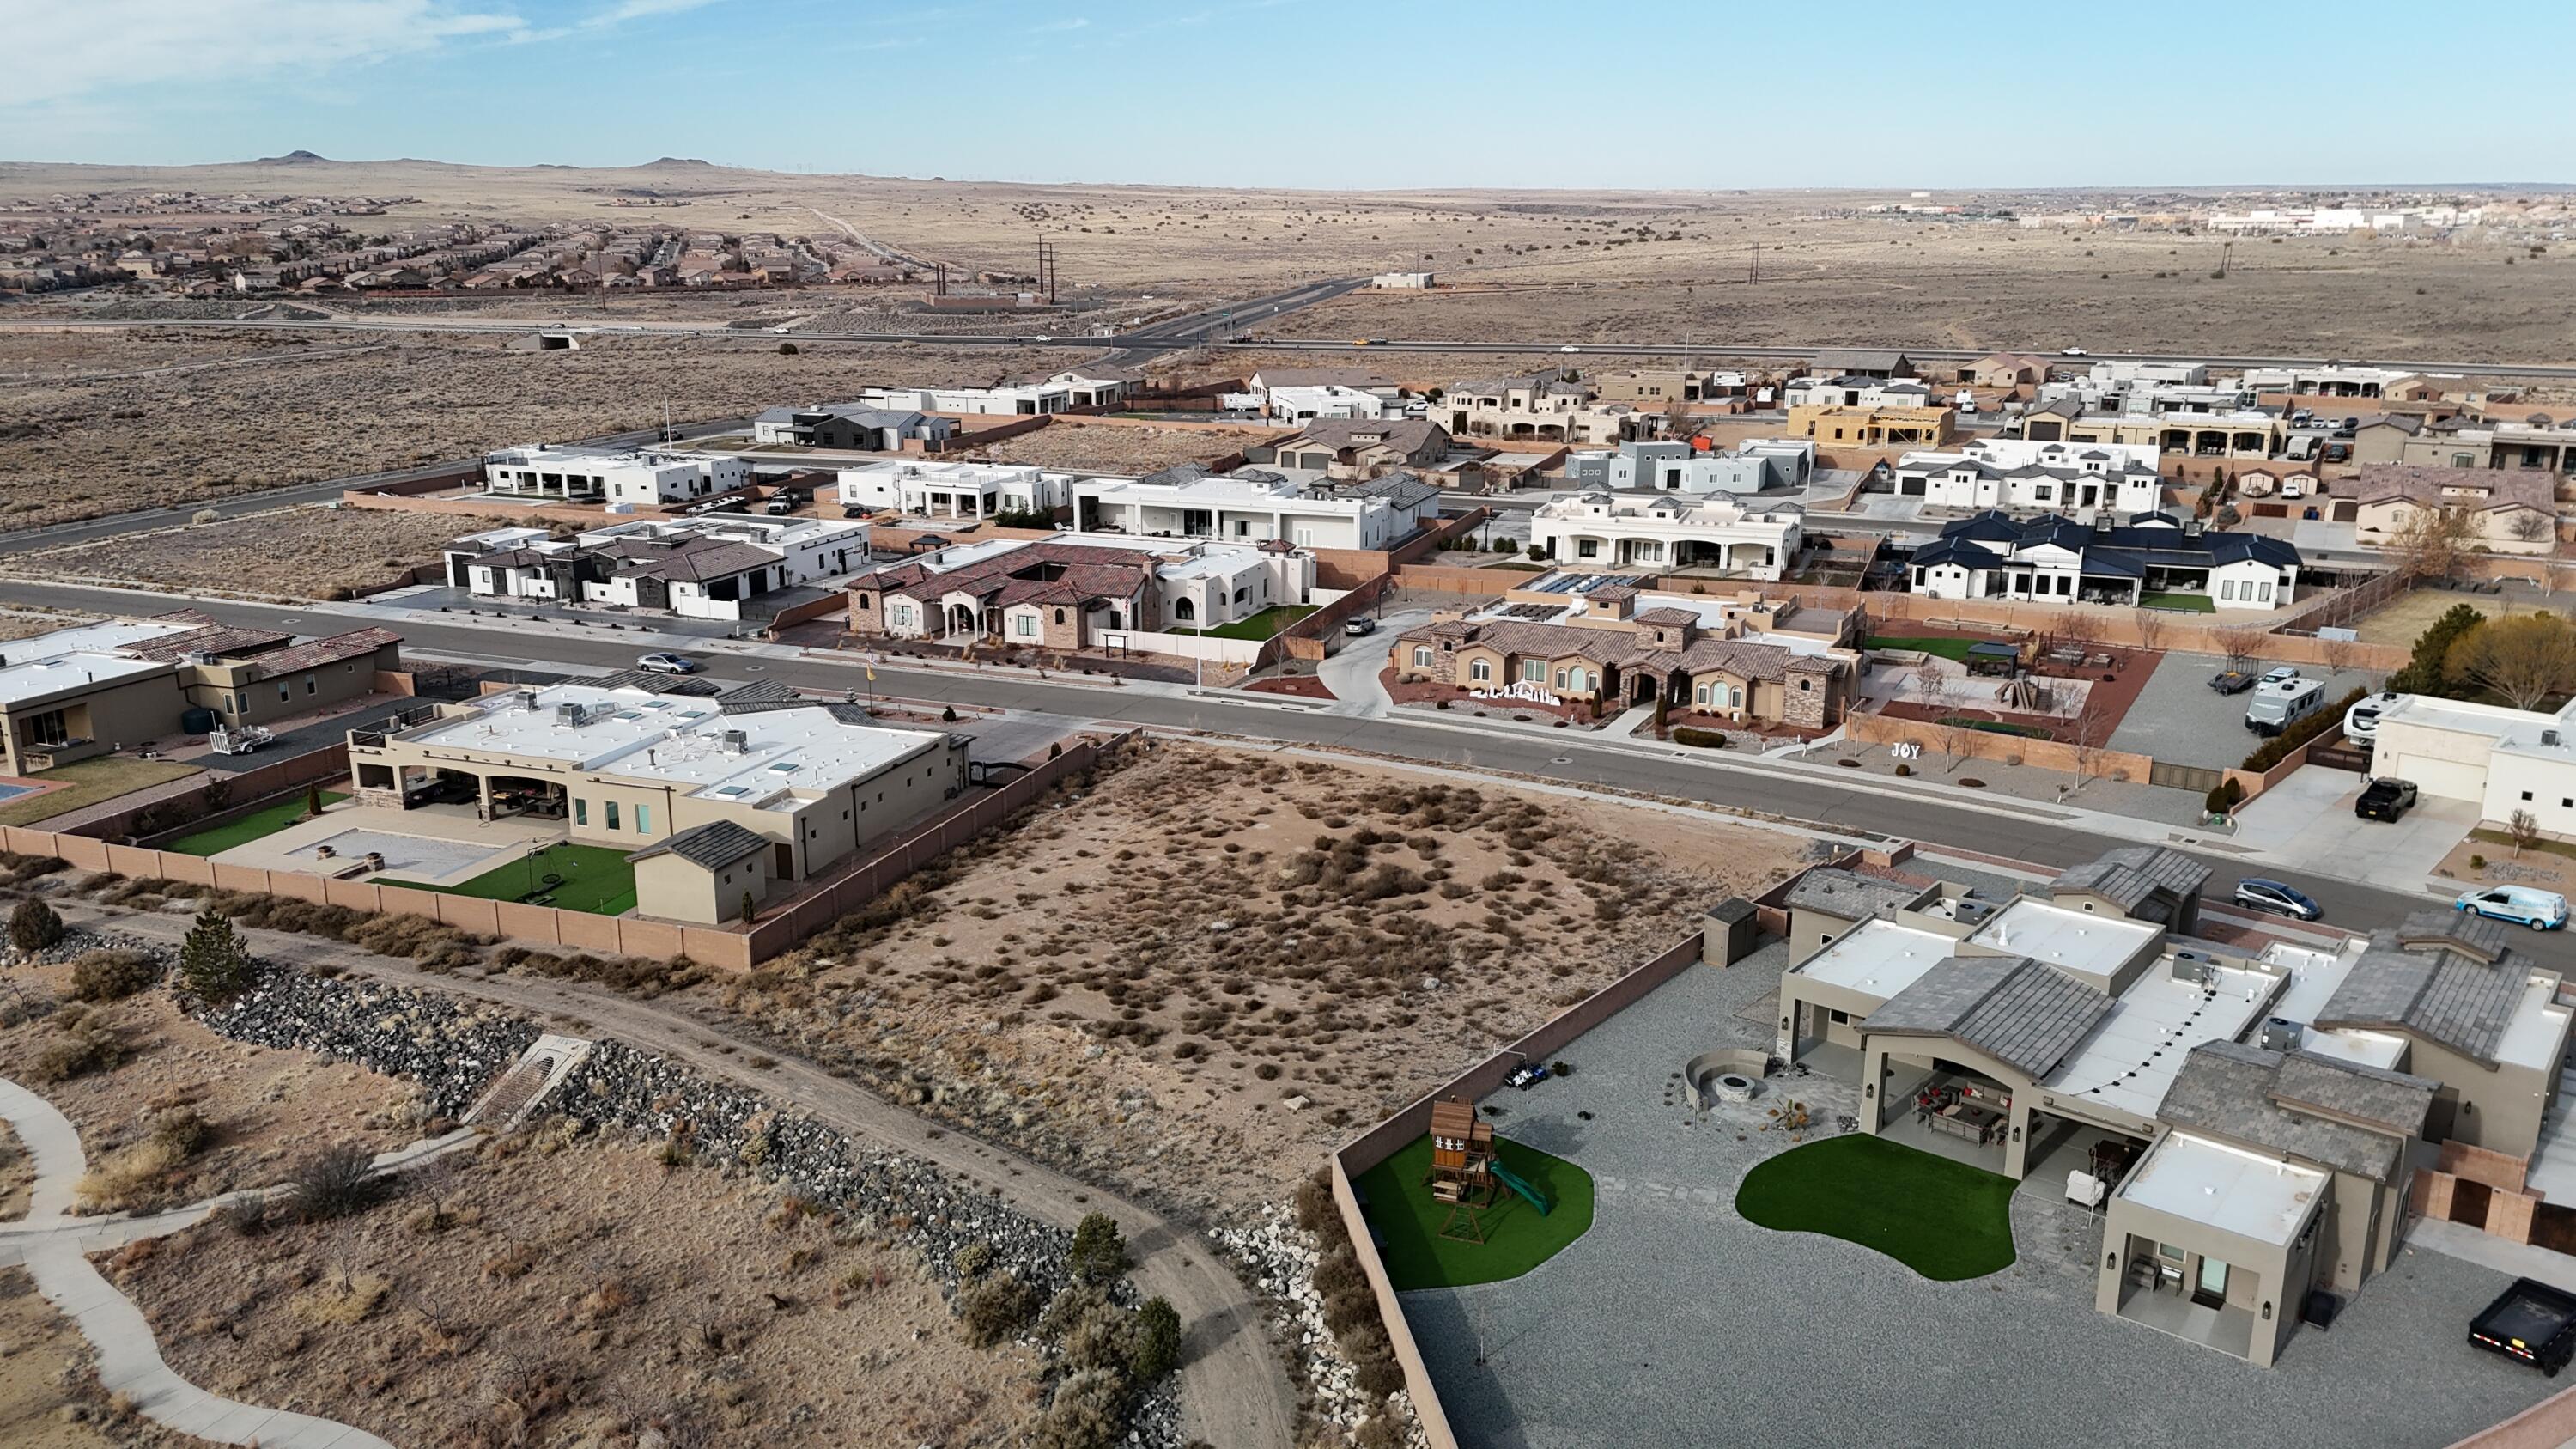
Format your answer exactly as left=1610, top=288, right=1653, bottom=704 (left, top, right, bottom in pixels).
left=2547, top=729, right=2563, bottom=747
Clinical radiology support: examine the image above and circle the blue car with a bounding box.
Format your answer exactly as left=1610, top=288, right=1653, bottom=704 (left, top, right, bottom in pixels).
left=2457, top=886, right=2570, bottom=931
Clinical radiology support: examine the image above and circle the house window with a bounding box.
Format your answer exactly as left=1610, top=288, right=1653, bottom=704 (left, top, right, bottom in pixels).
left=1014, top=614, right=1038, bottom=637
left=1054, top=608, right=1066, bottom=624
left=1412, top=646, right=1432, bottom=668
left=1555, top=670, right=1567, bottom=689
left=1576, top=539, right=1599, bottom=559
left=857, top=593, right=871, bottom=609
left=1569, top=668, right=1590, bottom=692
left=2524, top=790, right=2535, bottom=801
left=574, top=798, right=587, bottom=826
left=890, top=604, right=913, bottom=627
left=635, top=804, right=651, bottom=834
left=1470, top=660, right=1492, bottom=682
left=276, top=682, right=290, bottom=703
left=605, top=801, right=621, bottom=831
left=1798, top=679, right=1812, bottom=691
left=1174, top=598, right=1196, bottom=622
left=2221, top=580, right=2237, bottom=600
left=1696, top=685, right=1710, bottom=705
left=305, top=673, right=318, bottom=696
left=1522, top=660, right=1546, bottom=684
left=2258, top=582, right=2274, bottom=602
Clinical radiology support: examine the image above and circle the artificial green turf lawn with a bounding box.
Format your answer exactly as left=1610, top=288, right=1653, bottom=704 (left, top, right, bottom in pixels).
left=0, top=758, right=204, bottom=828
left=412, top=842, right=639, bottom=916
left=167, top=792, right=349, bottom=856
left=2140, top=592, right=2219, bottom=613
left=1867, top=636, right=1977, bottom=661
left=1354, top=1132, right=1595, bottom=1289
left=1735, top=1133, right=2017, bottom=1281
left=1167, top=605, right=1320, bottom=641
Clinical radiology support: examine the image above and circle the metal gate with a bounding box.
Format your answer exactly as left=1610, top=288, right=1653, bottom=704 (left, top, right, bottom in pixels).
left=2148, top=760, right=2225, bottom=795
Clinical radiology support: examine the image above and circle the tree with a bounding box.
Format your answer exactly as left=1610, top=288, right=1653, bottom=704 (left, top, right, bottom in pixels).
left=1909, top=659, right=1969, bottom=774
left=176, top=909, right=257, bottom=1003
left=9, top=898, right=63, bottom=955
left=1129, top=1298, right=1182, bottom=1382
left=2511, top=807, right=2544, bottom=859
left=2446, top=613, right=2576, bottom=711
left=1649, top=689, right=1669, bottom=739
left=2387, top=602, right=2485, bottom=696
left=2211, top=622, right=2269, bottom=675
left=2509, top=510, right=2555, bottom=545
left=304, top=781, right=325, bottom=820
left=2387, top=504, right=2481, bottom=583
left=1068, top=1212, right=1128, bottom=1286
left=739, top=891, right=757, bottom=926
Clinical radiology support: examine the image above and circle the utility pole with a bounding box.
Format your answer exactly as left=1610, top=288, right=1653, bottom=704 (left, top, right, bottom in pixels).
left=1748, top=242, right=1759, bottom=284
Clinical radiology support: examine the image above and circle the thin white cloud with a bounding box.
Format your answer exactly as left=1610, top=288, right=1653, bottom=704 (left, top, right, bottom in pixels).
left=587, top=0, right=724, bottom=27
left=9, top=0, right=531, bottom=108
left=1030, top=15, right=1089, bottom=33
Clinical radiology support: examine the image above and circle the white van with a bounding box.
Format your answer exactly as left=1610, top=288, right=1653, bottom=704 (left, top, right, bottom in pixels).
left=2247, top=674, right=2327, bottom=736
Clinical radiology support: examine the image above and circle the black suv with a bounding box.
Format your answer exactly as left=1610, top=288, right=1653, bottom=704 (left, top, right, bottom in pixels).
left=2356, top=779, right=2420, bottom=823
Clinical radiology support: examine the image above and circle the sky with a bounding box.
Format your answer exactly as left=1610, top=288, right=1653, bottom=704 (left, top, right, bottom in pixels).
left=13, top=0, right=2573, bottom=190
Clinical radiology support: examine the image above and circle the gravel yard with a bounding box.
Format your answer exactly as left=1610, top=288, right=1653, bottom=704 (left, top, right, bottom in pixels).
left=1395, top=939, right=2556, bottom=1449
left=2107, top=651, right=2385, bottom=771
left=7, top=503, right=517, bottom=600
left=962, top=420, right=1276, bottom=475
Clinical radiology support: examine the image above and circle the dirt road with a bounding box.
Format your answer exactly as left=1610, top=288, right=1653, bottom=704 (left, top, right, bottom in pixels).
left=66, top=902, right=1298, bottom=1449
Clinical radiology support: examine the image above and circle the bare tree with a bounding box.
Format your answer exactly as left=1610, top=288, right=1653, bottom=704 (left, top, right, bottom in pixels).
left=2133, top=609, right=2172, bottom=654
left=2318, top=630, right=2360, bottom=674
left=2452, top=613, right=2576, bottom=711
left=1909, top=658, right=1971, bottom=774
left=2067, top=698, right=2108, bottom=791
left=2210, top=622, right=2270, bottom=674
left=2508, top=509, right=2555, bottom=545
left=2511, top=808, right=2543, bottom=859
left=2387, top=503, right=2481, bottom=583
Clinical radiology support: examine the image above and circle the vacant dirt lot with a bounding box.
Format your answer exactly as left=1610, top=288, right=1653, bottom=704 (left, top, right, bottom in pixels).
left=963, top=421, right=1274, bottom=475
left=0, top=944, right=425, bottom=1215
left=116, top=1135, right=1040, bottom=1448
left=9, top=504, right=512, bottom=600
left=2351, top=587, right=2576, bottom=646
left=0, top=330, right=1066, bottom=529
left=702, top=742, right=1804, bottom=1217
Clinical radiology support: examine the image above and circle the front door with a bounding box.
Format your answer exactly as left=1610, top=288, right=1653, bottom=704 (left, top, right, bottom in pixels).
left=2193, top=1256, right=2229, bottom=1309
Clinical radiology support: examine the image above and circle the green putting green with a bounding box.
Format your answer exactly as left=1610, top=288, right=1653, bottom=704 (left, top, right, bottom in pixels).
left=166, top=791, right=349, bottom=856
left=410, top=842, right=639, bottom=916
left=1735, top=1133, right=2016, bottom=1281
left=1867, top=636, right=1978, bottom=661
left=1354, top=1132, right=1595, bottom=1290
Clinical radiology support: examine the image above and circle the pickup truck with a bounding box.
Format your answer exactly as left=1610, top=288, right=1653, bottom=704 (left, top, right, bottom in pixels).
left=2356, top=778, right=2420, bottom=823
left=2208, top=668, right=2257, bottom=695
left=2470, top=1277, right=2576, bottom=1376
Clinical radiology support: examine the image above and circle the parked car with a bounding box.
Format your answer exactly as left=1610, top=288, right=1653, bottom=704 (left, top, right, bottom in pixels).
left=2233, top=878, right=2324, bottom=921
left=2457, top=885, right=2570, bottom=931
left=1342, top=616, right=1378, bottom=637
left=2470, top=1278, right=2576, bottom=1377
left=636, top=652, right=698, bottom=675
left=2355, top=778, right=2419, bottom=822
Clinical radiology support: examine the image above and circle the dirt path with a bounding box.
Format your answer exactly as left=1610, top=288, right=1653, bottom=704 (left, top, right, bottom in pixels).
left=64, top=903, right=1297, bottom=1449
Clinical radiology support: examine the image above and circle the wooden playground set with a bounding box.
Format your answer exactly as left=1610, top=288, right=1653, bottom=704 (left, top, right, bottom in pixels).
left=1425, top=1097, right=1555, bottom=1244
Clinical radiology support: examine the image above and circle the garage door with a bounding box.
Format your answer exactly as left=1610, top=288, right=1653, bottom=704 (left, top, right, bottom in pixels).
left=2379, top=749, right=2486, bottom=803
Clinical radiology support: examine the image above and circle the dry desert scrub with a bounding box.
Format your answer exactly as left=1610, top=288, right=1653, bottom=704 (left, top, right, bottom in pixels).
left=692, top=742, right=1801, bottom=1215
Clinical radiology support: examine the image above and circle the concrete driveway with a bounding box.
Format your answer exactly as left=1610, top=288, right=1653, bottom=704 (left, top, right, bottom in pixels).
left=2233, top=765, right=2480, bottom=892
left=1315, top=606, right=1430, bottom=716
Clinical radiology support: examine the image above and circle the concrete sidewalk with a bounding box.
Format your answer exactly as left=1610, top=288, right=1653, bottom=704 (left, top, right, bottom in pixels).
left=0, top=1075, right=399, bottom=1449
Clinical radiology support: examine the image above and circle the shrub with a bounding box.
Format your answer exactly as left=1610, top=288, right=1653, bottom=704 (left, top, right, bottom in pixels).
left=1671, top=728, right=1728, bottom=749
left=9, top=898, right=64, bottom=954
left=1068, top=1212, right=1128, bottom=1285
left=191, top=508, right=222, bottom=525
left=29, top=1018, right=126, bottom=1082
left=956, top=1272, right=1041, bottom=1347
left=65, top=949, right=158, bottom=1002
left=1893, top=763, right=1911, bottom=777
left=2470, top=854, right=2488, bottom=870
left=1063, top=1300, right=1138, bottom=1373
left=176, top=909, right=257, bottom=1003
left=1129, top=1297, right=1182, bottom=1382
left=288, top=1142, right=384, bottom=1222
left=777, top=341, right=799, bottom=356
left=951, top=1242, right=996, bottom=1281
left=209, top=1192, right=272, bottom=1237
left=1030, top=1367, right=1132, bottom=1449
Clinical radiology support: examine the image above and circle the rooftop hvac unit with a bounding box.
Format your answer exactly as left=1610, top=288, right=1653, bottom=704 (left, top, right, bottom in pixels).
left=519, top=690, right=542, bottom=711
left=2170, top=952, right=2217, bottom=987
left=721, top=729, right=749, bottom=755
left=556, top=703, right=587, bottom=728
left=2260, top=1017, right=2303, bottom=1053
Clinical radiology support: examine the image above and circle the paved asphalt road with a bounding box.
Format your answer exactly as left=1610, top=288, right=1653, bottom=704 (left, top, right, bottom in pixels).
left=9, top=307, right=2573, bottom=377
left=0, top=578, right=2551, bottom=978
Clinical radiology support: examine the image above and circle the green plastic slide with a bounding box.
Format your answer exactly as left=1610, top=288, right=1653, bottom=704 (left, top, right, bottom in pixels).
left=1490, top=1160, right=1552, bottom=1216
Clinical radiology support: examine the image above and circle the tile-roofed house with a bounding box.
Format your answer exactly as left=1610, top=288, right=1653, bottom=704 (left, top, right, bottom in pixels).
left=1809, top=348, right=1917, bottom=380
left=2154, top=1040, right=2421, bottom=1181
left=1861, top=955, right=2117, bottom=1078
left=2047, top=846, right=2211, bottom=923
left=1631, top=607, right=1703, bottom=628
left=2269, top=1050, right=2439, bottom=1137
left=629, top=819, right=769, bottom=870
left=1783, top=868, right=1937, bottom=922
left=2393, top=909, right=2507, bottom=964
left=118, top=624, right=295, bottom=662
left=228, top=628, right=403, bottom=679
left=2312, top=931, right=2525, bottom=1067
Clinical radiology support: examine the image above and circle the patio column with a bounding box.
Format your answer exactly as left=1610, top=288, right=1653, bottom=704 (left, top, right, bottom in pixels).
left=2004, top=1098, right=2036, bottom=1179
left=1861, top=1043, right=1891, bottom=1134
left=475, top=772, right=494, bottom=824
